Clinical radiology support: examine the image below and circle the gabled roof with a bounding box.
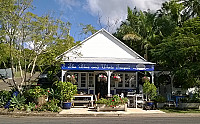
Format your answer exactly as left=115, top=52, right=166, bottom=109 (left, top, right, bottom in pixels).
left=57, top=28, right=154, bottom=64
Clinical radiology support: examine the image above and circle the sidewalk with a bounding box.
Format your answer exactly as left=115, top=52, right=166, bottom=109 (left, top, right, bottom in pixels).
left=59, top=108, right=165, bottom=117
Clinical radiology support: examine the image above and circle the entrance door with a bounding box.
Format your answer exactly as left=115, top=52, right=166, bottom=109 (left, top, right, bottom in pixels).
left=95, top=75, right=108, bottom=98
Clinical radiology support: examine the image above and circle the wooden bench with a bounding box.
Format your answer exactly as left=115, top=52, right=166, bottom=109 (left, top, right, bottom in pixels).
left=71, top=100, right=92, bottom=107
left=72, top=94, right=94, bottom=107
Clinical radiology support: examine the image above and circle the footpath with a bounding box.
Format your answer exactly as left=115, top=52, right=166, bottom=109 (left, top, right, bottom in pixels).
left=1, top=108, right=200, bottom=117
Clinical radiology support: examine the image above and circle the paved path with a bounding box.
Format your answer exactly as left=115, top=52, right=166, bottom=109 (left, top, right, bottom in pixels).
left=59, top=108, right=165, bottom=116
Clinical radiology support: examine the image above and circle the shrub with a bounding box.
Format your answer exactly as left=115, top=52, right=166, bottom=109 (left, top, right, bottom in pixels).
left=96, top=95, right=128, bottom=107
left=0, top=90, right=11, bottom=108
left=10, top=94, right=26, bottom=110
left=153, top=95, right=166, bottom=103
left=43, top=99, right=61, bottom=112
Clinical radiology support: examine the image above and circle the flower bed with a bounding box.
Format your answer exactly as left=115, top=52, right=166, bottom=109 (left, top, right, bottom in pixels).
left=96, top=95, right=128, bottom=111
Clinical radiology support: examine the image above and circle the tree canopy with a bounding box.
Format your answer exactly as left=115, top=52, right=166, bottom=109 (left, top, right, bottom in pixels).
left=114, top=0, right=200, bottom=88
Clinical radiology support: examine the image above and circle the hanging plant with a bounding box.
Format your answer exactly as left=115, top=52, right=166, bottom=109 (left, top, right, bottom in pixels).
left=112, top=74, right=121, bottom=82
left=66, top=75, right=77, bottom=84
left=142, top=76, right=150, bottom=82
left=98, top=74, right=107, bottom=82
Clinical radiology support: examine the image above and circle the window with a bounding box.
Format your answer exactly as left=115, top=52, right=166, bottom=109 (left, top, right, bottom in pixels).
left=130, top=74, right=136, bottom=88
left=125, top=74, right=130, bottom=87
left=88, top=73, right=94, bottom=87
left=81, top=73, right=86, bottom=87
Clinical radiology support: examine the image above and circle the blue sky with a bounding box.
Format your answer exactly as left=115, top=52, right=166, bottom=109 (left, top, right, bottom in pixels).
left=30, top=0, right=168, bottom=42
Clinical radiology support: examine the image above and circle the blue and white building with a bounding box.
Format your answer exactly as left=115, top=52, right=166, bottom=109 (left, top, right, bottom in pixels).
left=57, top=29, right=155, bottom=97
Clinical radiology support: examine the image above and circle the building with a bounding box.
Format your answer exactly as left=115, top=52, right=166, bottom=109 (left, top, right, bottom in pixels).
left=57, top=29, right=155, bottom=98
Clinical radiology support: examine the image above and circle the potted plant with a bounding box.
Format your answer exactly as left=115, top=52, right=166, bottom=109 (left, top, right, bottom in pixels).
left=112, top=74, right=121, bottom=82
left=143, top=80, right=157, bottom=108
left=27, top=86, right=48, bottom=105
left=98, top=74, right=107, bottom=82
left=54, top=81, right=77, bottom=109
left=153, top=95, right=166, bottom=108
left=66, top=75, right=76, bottom=84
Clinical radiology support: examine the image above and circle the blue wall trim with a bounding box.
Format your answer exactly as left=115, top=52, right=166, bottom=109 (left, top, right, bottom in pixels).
left=61, top=62, right=154, bottom=71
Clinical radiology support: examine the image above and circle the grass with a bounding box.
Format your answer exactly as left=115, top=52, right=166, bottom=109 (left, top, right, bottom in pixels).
left=160, top=108, right=200, bottom=113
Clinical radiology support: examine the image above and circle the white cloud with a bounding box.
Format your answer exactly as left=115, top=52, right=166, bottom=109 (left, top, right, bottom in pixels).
left=85, top=0, right=169, bottom=32
left=55, top=0, right=169, bottom=32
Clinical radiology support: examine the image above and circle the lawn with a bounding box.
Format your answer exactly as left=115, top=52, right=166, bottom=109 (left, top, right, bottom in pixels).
left=161, top=108, right=200, bottom=113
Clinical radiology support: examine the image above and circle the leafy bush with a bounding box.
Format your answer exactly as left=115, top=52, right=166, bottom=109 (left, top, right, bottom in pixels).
left=10, top=94, right=26, bottom=110
left=54, top=81, right=77, bottom=102
left=96, top=95, right=128, bottom=107
left=26, top=86, right=47, bottom=99
left=0, top=90, right=11, bottom=107
left=153, top=95, right=166, bottom=103
left=24, top=102, right=36, bottom=112
left=143, top=81, right=157, bottom=101
left=43, top=99, right=61, bottom=112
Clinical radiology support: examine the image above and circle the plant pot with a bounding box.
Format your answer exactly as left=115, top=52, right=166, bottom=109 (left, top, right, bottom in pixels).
left=156, top=103, right=165, bottom=108
left=63, top=102, right=71, bottom=109
left=146, top=101, right=154, bottom=106
left=35, top=95, right=47, bottom=105
left=96, top=104, right=127, bottom=112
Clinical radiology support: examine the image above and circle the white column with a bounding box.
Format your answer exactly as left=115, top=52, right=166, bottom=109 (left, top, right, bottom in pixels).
left=106, top=70, right=112, bottom=97
left=136, top=72, right=138, bottom=88
left=61, top=70, right=67, bottom=82
left=151, top=71, right=154, bottom=84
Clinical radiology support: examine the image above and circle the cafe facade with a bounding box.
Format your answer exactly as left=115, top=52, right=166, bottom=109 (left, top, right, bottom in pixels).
left=57, top=29, right=155, bottom=98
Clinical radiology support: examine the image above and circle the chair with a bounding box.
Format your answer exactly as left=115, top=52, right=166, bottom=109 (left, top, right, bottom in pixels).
left=135, top=94, right=144, bottom=108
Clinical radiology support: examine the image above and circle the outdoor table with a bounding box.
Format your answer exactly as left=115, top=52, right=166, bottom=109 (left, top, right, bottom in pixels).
left=172, top=95, right=186, bottom=107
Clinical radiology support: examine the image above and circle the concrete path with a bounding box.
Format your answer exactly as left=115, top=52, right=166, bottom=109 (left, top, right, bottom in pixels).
left=59, top=108, right=165, bottom=116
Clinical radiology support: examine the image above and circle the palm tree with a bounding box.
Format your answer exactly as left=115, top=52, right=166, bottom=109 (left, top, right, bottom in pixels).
left=180, top=0, right=200, bottom=19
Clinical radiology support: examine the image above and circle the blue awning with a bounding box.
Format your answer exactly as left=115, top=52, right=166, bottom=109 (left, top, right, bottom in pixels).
left=62, top=62, right=154, bottom=71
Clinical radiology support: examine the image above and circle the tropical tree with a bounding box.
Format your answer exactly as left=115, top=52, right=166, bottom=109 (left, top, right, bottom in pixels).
left=152, top=17, right=200, bottom=88
left=179, top=0, right=200, bottom=20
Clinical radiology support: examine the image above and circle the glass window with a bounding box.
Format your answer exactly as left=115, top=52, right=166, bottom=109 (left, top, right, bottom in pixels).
left=81, top=73, right=86, bottom=87
left=130, top=74, right=136, bottom=88
left=88, top=73, right=94, bottom=87
left=125, top=74, right=130, bottom=87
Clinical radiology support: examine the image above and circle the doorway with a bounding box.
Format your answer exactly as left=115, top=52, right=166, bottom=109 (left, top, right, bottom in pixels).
left=95, top=74, right=108, bottom=98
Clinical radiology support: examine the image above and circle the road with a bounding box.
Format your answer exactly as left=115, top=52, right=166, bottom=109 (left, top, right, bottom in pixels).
left=0, top=115, right=200, bottom=124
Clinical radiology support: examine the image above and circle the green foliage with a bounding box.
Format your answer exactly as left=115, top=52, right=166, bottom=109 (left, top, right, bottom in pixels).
left=54, top=81, right=77, bottom=102
left=96, top=95, right=128, bottom=107
left=10, top=94, right=26, bottom=110
left=24, top=102, right=36, bottom=112
left=152, top=17, right=200, bottom=88
left=27, top=86, right=47, bottom=99
left=43, top=99, right=61, bottom=112
left=143, top=81, right=157, bottom=101
left=0, top=90, right=11, bottom=107
left=153, top=95, right=166, bottom=103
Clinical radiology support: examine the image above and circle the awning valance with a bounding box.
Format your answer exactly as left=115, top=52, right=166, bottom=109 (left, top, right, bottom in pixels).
left=62, top=62, right=154, bottom=71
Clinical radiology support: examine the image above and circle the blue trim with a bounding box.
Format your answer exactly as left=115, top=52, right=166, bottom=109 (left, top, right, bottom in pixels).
left=62, top=62, right=154, bottom=71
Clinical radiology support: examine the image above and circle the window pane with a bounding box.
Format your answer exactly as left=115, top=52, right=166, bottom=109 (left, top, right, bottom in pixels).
left=125, top=74, right=129, bottom=87
left=81, top=73, right=86, bottom=87
left=89, top=73, right=94, bottom=87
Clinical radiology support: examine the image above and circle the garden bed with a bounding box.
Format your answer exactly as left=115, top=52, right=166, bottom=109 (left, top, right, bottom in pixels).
left=96, top=104, right=127, bottom=112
